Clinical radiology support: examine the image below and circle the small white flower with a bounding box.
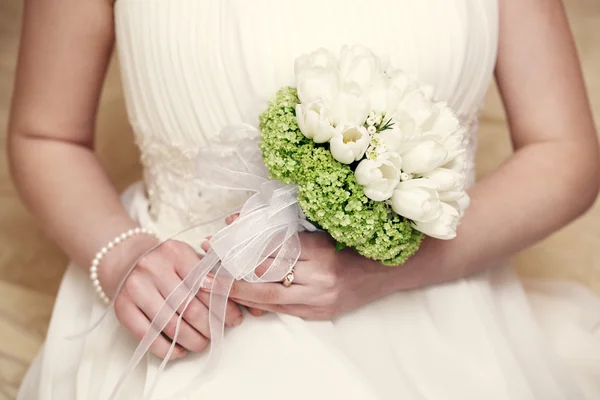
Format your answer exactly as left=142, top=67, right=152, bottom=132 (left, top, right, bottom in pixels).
left=391, top=179, right=443, bottom=223
left=296, top=66, right=339, bottom=105
left=370, top=136, right=382, bottom=147
left=366, top=148, right=379, bottom=160
left=355, top=153, right=403, bottom=201
left=365, top=144, right=387, bottom=160
left=329, top=82, right=371, bottom=127
left=400, top=172, right=412, bottom=181
left=295, top=102, right=335, bottom=143
left=367, top=125, right=377, bottom=134
left=329, top=125, right=371, bottom=164
left=367, top=117, right=376, bottom=126
left=412, top=202, right=460, bottom=240
left=400, top=139, right=448, bottom=174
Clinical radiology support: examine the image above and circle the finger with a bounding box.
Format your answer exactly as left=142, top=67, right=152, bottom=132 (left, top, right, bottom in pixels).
left=200, top=237, right=212, bottom=253
left=196, top=290, right=244, bottom=328
left=246, top=307, right=266, bottom=317
left=129, top=276, right=209, bottom=353
left=154, top=267, right=243, bottom=332
left=254, top=259, right=312, bottom=285
left=204, top=279, right=312, bottom=305
left=225, top=213, right=240, bottom=225
left=233, top=300, right=325, bottom=320
left=234, top=300, right=283, bottom=314
left=168, top=245, right=244, bottom=328
left=115, top=295, right=187, bottom=360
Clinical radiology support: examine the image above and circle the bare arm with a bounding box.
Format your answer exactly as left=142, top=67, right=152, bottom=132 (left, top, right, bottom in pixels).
left=8, top=0, right=243, bottom=358
left=397, top=0, right=600, bottom=289
left=7, top=0, right=145, bottom=277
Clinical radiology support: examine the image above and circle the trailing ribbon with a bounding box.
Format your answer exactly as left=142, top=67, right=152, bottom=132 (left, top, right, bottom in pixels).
left=107, top=124, right=312, bottom=400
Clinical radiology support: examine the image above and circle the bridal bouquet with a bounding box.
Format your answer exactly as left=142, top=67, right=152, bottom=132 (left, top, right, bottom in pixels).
left=258, top=46, right=469, bottom=265
left=103, top=46, right=470, bottom=398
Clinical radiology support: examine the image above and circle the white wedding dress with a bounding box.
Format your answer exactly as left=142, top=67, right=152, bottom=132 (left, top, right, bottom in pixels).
left=18, top=1, right=600, bottom=399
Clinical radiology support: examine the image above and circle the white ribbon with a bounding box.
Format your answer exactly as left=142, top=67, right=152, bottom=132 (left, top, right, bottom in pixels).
left=106, top=124, right=312, bottom=399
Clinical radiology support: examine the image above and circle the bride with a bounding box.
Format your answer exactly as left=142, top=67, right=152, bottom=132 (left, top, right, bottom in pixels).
left=8, top=0, right=600, bottom=399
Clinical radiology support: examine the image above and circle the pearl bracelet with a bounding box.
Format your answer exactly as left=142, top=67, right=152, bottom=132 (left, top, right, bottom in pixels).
left=90, top=227, right=159, bottom=304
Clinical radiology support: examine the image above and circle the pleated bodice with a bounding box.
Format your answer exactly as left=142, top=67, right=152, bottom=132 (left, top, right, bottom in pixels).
left=114, top=0, right=498, bottom=235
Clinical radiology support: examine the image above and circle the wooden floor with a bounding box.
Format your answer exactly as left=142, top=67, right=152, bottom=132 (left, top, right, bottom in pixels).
left=0, top=1, right=599, bottom=398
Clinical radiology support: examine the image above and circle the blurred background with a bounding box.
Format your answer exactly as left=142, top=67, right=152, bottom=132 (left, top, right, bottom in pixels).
left=0, top=0, right=599, bottom=398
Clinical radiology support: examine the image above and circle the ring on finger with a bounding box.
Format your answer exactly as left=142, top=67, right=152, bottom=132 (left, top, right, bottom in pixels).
left=282, top=269, right=295, bottom=287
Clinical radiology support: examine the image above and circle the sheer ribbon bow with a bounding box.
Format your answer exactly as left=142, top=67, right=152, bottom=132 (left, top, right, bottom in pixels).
left=101, top=124, right=310, bottom=399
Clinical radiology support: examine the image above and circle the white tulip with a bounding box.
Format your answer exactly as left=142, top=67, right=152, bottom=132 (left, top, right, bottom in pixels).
left=445, top=192, right=470, bottom=217
left=401, top=139, right=448, bottom=174
left=329, top=82, right=371, bottom=127
left=437, top=127, right=466, bottom=163
left=393, top=112, right=418, bottom=136
left=422, top=168, right=465, bottom=192
left=391, top=179, right=443, bottom=223
left=296, top=66, right=339, bottom=105
left=387, top=69, right=418, bottom=97
left=427, top=102, right=460, bottom=138
left=369, top=76, right=404, bottom=116
left=412, top=202, right=460, bottom=240
left=295, top=102, right=335, bottom=143
left=439, top=190, right=466, bottom=202
left=377, top=112, right=422, bottom=154
left=355, top=153, right=403, bottom=201
left=378, top=127, right=404, bottom=153
left=295, top=48, right=338, bottom=78
left=338, top=45, right=383, bottom=90
left=329, top=125, right=371, bottom=164
left=443, top=151, right=467, bottom=173
left=420, top=84, right=435, bottom=101
left=397, top=88, right=438, bottom=128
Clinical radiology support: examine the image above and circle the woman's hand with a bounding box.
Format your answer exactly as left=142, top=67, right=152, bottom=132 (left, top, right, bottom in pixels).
left=201, top=231, right=402, bottom=320
left=101, top=238, right=244, bottom=360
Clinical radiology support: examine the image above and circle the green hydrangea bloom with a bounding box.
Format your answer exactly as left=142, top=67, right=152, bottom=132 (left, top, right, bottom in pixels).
left=259, top=87, right=423, bottom=265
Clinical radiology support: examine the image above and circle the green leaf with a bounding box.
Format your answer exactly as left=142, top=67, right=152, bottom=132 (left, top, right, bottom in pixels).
left=335, top=241, right=347, bottom=253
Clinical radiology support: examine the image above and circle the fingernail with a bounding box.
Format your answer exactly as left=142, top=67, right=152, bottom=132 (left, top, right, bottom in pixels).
left=174, top=350, right=187, bottom=360
left=232, top=316, right=244, bottom=327
left=200, top=276, right=213, bottom=290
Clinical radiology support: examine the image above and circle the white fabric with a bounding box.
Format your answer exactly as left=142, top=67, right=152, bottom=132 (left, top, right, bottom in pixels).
left=19, top=1, right=600, bottom=399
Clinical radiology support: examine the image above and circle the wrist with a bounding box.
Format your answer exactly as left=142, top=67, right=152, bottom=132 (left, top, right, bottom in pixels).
left=94, top=228, right=160, bottom=298
left=387, top=237, right=438, bottom=292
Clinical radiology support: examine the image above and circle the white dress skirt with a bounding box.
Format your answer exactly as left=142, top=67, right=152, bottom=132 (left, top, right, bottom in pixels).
left=18, top=1, right=600, bottom=399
